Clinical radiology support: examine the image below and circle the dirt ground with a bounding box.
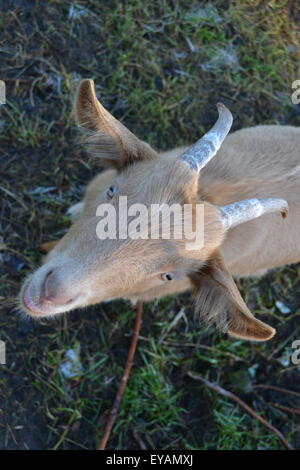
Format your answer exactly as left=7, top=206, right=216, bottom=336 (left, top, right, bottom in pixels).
left=0, top=0, right=300, bottom=450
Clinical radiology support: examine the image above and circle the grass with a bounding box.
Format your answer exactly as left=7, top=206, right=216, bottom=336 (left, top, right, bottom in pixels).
left=0, top=0, right=300, bottom=450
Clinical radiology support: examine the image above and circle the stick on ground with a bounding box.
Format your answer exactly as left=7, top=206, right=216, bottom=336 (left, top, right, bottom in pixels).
left=97, top=301, right=143, bottom=450
left=254, top=383, right=300, bottom=399
left=268, top=402, right=300, bottom=416
left=187, top=371, right=295, bottom=451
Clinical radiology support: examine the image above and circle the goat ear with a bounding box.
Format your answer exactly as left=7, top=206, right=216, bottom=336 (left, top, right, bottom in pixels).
left=75, top=79, right=157, bottom=169
left=190, top=251, right=275, bottom=341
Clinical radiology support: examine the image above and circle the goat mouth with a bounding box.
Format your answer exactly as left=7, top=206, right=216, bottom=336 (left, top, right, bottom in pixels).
left=21, top=279, right=82, bottom=316
left=21, top=280, right=44, bottom=316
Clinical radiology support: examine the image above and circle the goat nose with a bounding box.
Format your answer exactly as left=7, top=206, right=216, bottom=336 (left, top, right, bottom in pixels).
left=41, top=269, right=74, bottom=306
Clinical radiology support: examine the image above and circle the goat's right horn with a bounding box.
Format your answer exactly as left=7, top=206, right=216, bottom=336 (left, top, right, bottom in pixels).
left=180, top=103, right=233, bottom=172
left=219, top=197, right=289, bottom=230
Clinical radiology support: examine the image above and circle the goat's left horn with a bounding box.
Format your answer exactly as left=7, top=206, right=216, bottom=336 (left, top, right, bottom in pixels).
left=180, top=103, right=233, bottom=172
left=219, top=197, right=289, bottom=230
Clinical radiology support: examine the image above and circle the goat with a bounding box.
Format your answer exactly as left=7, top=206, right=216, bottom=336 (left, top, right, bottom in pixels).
left=19, top=79, right=300, bottom=341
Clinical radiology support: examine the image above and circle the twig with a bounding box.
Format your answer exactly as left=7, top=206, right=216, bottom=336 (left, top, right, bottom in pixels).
left=268, top=324, right=300, bottom=359
left=132, top=430, right=147, bottom=450
left=254, top=384, right=300, bottom=399
left=97, top=301, right=143, bottom=450
left=157, top=307, right=186, bottom=345
left=268, top=402, right=300, bottom=416
left=0, top=185, right=29, bottom=211
left=187, top=371, right=295, bottom=451
left=138, top=336, right=245, bottom=362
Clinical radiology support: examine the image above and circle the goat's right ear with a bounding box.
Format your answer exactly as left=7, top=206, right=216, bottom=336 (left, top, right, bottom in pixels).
left=190, top=251, right=276, bottom=341
left=75, top=79, right=157, bottom=169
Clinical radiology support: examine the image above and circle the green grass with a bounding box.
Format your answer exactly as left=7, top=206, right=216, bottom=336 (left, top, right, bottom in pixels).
left=0, top=0, right=300, bottom=450
left=210, top=400, right=279, bottom=450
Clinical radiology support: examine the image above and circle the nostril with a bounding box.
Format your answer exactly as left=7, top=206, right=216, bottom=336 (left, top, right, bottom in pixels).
left=40, top=268, right=77, bottom=306
left=43, top=269, right=54, bottom=300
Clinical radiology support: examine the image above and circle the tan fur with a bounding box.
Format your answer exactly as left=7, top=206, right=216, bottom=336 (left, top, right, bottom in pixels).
left=201, top=126, right=300, bottom=275
left=19, top=80, right=300, bottom=342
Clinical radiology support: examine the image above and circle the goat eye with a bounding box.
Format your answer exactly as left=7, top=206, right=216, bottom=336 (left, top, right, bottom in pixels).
left=161, top=273, right=173, bottom=281
left=106, top=186, right=116, bottom=199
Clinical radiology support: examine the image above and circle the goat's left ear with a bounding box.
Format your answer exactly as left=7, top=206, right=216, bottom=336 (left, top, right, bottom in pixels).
left=190, top=251, right=275, bottom=341
left=75, top=79, right=157, bottom=169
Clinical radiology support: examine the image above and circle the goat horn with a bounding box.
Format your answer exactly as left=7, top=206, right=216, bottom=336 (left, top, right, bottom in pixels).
left=180, top=103, right=233, bottom=172
left=219, top=198, right=289, bottom=230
